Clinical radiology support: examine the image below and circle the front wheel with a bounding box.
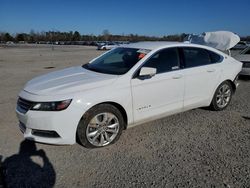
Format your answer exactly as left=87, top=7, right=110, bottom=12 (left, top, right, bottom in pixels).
left=77, top=104, right=124, bottom=148
left=210, top=81, right=233, bottom=111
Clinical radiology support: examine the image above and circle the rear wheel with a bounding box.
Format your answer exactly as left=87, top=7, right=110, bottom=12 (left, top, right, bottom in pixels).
left=77, top=104, right=124, bottom=148
left=210, top=81, right=233, bottom=111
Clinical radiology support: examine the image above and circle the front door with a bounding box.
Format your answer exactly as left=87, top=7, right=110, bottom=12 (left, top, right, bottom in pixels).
left=131, top=47, right=184, bottom=123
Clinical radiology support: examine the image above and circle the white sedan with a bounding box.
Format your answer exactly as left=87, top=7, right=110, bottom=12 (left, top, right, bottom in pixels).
left=97, top=42, right=118, bottom=50
left=16, top=42, right=242, bottom=148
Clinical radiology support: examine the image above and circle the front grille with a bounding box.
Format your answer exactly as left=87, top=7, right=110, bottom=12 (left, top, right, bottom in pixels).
left=242, top=61, right=250, bottom=68
left=17, top=97, right=33, bottom=114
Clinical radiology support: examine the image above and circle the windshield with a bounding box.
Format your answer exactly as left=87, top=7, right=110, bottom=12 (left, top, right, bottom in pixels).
left=83, top=47, right=150, bottom=75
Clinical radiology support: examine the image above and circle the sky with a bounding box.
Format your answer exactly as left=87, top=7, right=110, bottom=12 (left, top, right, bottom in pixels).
left=0, top=0, right=250, bottom=36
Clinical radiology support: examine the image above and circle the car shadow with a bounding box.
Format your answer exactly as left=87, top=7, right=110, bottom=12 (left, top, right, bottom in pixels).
left=1, top=139, right=56, bottom=188
left=239, top=75, right=250, bottom=81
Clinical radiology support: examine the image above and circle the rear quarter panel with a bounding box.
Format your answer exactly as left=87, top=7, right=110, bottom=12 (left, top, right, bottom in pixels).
left=207, top=56, right=242, bottom=103
left=220, top=56, right=242, bottom=82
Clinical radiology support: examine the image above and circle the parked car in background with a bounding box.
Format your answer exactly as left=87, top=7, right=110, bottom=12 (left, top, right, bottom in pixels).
left=232, top=41, right=249, bottom=50
left=16, top=41, right=242, bottom=148
left=233, top=47, right=250, bottom=76
left=6, top=41, right=14, bottom=45
left=97, top=42, right=119, bottom=50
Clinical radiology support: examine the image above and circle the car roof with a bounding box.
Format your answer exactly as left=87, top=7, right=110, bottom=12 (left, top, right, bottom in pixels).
left=120, top=41, right=227, bottom=57
left=121, top=41, right=180, bottom=50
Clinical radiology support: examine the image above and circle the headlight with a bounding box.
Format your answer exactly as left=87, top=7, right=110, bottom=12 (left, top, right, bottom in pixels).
left=31, top=99, right=72, bottom=111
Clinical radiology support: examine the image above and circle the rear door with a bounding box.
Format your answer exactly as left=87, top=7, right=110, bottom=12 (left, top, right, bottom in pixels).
left=181, top=47, right=222, bottom=109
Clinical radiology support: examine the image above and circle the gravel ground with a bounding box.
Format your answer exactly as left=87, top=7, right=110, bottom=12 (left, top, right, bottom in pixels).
left=0, top=44, right=249, bottom=187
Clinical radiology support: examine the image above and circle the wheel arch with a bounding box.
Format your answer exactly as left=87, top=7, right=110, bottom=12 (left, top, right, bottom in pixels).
left=225, top=79, right=237, bottom=94
left=208, top=78, right=236, bottom=107
left=208, top=79, right=235, bottom=111
left=97, top=101, right=128, bottom=129
left=79, top=101, right=128, bottom=129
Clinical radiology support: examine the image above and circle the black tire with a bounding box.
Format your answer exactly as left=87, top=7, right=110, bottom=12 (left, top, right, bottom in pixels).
left=209, top=81, right=233, bottom=111
left=76, top=104, right=124, bottom=148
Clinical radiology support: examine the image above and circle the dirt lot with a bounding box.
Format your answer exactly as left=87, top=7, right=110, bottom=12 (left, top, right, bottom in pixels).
left=0, top=44, right=250, bottom=187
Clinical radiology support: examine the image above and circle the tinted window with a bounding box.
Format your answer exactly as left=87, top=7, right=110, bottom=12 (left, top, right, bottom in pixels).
left=208, top=50, right=222, bottom=63
left=183, top=47, right=212, bottom=68
left=142, top=48, right=180, bottom=74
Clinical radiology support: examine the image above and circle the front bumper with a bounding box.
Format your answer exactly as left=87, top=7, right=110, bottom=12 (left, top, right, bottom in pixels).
left=16, top=100, right=84, bottom=145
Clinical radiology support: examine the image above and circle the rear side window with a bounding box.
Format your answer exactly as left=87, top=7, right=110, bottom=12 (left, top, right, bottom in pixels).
left=142, top=48, right=180, bottom=74
left=183, top=47, right=211, bottom=68
left=208, top=50, right=222, bottom=63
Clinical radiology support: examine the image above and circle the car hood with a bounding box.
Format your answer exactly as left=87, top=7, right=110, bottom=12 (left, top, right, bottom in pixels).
left=23, top=66, right=118, bottom=96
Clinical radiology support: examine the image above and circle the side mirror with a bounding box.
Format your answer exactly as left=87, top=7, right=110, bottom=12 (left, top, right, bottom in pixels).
left=139, top=67, right=156, bottom=78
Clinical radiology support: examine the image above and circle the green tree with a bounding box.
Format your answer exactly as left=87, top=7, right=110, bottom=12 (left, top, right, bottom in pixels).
left=16, top=33, right=25, bottom=41
left=0, top=32, right=4, bottom=42
left=3, top=33, right=14, bottom=41
left=29, top=29, right=36, bottom=42
left=72, top=31, right=81, bottom=41
left=102, top=29, right=110, bottom=41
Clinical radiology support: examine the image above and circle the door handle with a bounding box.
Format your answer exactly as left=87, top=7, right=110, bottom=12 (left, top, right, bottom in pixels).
left=207, top=68, right=216, bottom=73
left=172, top=74, right=182, bottom=79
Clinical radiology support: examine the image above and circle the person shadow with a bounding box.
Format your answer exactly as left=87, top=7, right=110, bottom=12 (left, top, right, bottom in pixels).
left=1, top=139, right=56, bottom=188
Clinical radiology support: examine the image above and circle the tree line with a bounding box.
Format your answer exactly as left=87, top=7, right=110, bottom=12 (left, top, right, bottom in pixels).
left=1, top=30, right=249, bottom=44
left=0, top=30, right=188, bottom=44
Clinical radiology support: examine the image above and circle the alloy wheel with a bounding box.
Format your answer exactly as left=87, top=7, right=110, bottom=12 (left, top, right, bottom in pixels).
left=86, top=112, right=120, bottom=147
left=216, top=84, right=232, bottom=109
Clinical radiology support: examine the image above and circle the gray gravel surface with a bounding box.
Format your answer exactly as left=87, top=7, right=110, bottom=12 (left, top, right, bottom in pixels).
left=0, top=44, right=249, bottom=187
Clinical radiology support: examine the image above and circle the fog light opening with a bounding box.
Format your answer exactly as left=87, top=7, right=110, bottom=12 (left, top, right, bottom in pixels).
left=31, top=129, right=60, bottom=138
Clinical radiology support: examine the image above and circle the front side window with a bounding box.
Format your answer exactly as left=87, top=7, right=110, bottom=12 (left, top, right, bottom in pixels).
left=83, top=47, right=150, bottom=75
left=141, top=48, right=180, bottom=74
